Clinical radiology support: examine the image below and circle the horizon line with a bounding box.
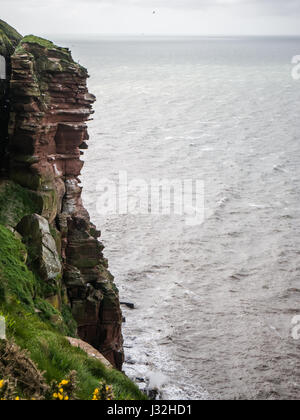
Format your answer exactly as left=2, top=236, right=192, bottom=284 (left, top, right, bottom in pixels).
left=43, top=33, right=300, bottom=39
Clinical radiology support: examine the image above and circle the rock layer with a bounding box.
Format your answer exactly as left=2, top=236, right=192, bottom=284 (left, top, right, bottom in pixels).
left=6, top=36, right=124, bottom=369
left=0, top=20, right=22, bottom=174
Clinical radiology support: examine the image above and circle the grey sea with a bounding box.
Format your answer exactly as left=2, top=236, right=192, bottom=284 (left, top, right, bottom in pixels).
left=53, top=36, right=300, bottom=400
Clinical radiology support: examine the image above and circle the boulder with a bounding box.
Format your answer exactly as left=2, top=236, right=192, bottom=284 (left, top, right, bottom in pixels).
left=17, top=213, right=62, bottom=281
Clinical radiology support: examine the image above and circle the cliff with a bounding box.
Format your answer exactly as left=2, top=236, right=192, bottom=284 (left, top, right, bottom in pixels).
left=0, top=20, right=138, bottom=400
left=0, top=20, right=22, bottom=173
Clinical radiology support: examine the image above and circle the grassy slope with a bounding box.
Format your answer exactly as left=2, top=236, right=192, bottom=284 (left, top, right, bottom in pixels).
left=0, top=180, right=41, bottom=227
left=0, top=20, right=22, bottom=44
left=0, top=184, right=146, bottom=400
left=0, top=19, right=22, bottom=56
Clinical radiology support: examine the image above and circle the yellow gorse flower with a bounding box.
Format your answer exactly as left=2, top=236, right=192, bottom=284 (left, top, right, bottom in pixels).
left=59, top=380, right=69, bottom=386
left=52, top=378, right=72, bottom=400
left=0, top=380, right=4, bottom=389
left=91, top=382, right=114, bottom=400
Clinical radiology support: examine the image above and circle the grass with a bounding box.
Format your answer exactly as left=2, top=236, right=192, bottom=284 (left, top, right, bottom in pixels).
left=17, top=35, right=73, bottom=64
left=0, top=180, right=41, bottom=228
left=16, top=34, right=88, bottom=75
left=0, top=20, right=22, bottom=45
left=0, top=224, right=35, bottom=307
left=19, top=35, right=56, bottom=50
left=0, top=224, right=146, bottom=400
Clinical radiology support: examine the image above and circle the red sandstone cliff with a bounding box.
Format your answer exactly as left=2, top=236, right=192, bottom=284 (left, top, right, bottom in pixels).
left=7, top=36, right=124, bottom=369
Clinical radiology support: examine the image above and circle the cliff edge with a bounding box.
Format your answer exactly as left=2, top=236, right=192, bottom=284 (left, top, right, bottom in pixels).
left=0, top=20, right=137, bottom=400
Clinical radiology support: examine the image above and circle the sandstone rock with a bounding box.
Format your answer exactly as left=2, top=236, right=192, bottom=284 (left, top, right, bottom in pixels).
left=63, top=264, right=85, bottom=288
left=8, top=35, right=124, bottom=370
left=66, top=337, right=112, bottom=369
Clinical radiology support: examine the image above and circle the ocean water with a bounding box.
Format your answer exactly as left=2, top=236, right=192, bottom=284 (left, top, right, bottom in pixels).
left=54, top=36, right=300, bottom=399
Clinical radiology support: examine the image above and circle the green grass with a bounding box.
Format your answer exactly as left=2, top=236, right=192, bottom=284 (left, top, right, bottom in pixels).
left=0, top=224, right=146, bottom=400
left=17, top=35, right=73, bottom=65
left=0, top=224, right=35, bottom=307
left=0, top=180, right=41, bottom=228
left=20, top=35, right=56, bottom=50
left=0, top=20, right=22, bottom=44
left=16, top=34, right=88, bottom=75
left=0, top=19, right=22, bottom=56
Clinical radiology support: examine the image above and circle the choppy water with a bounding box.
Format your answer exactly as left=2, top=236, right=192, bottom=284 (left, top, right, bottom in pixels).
left=54, top=36, right=300, bottom=399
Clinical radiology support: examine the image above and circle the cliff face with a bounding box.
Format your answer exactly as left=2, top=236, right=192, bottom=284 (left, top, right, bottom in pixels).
left=0, top=20, right=22, bottom=173
left=0, top=28, right=123, bottom=369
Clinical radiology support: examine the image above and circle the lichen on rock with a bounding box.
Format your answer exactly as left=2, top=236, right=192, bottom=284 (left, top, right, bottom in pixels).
left=17, top=213, right=62, bottom=282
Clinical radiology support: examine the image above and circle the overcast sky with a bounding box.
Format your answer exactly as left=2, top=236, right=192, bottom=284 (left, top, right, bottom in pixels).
left=2, top=0, right=300, bottom=36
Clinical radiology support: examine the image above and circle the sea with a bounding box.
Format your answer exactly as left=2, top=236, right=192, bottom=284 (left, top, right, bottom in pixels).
left=52, top=35, right=300, bottom=400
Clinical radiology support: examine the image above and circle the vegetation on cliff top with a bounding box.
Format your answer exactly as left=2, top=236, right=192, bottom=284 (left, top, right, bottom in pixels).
left=16, top=34, right=88, bottom=75
left=0, top=20, right=22, bottom=44
left=0, top=19, right=22, bottom=56
left=19, top=35, right=57, bottom=50
left=17, top=35, right=70, bottom=58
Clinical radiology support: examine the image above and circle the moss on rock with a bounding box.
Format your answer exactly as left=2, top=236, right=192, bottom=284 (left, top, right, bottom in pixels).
left=0, top=19, right=22, bottom=57
left=17, top=34, right=88, bottom=76
left=0, top=180, right=41, bottom=228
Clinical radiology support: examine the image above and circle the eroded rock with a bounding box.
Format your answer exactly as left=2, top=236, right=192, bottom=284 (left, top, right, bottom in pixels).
left=8, top=35, right=124, bottom=370
left=17, top=213, right=62, bottom=281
